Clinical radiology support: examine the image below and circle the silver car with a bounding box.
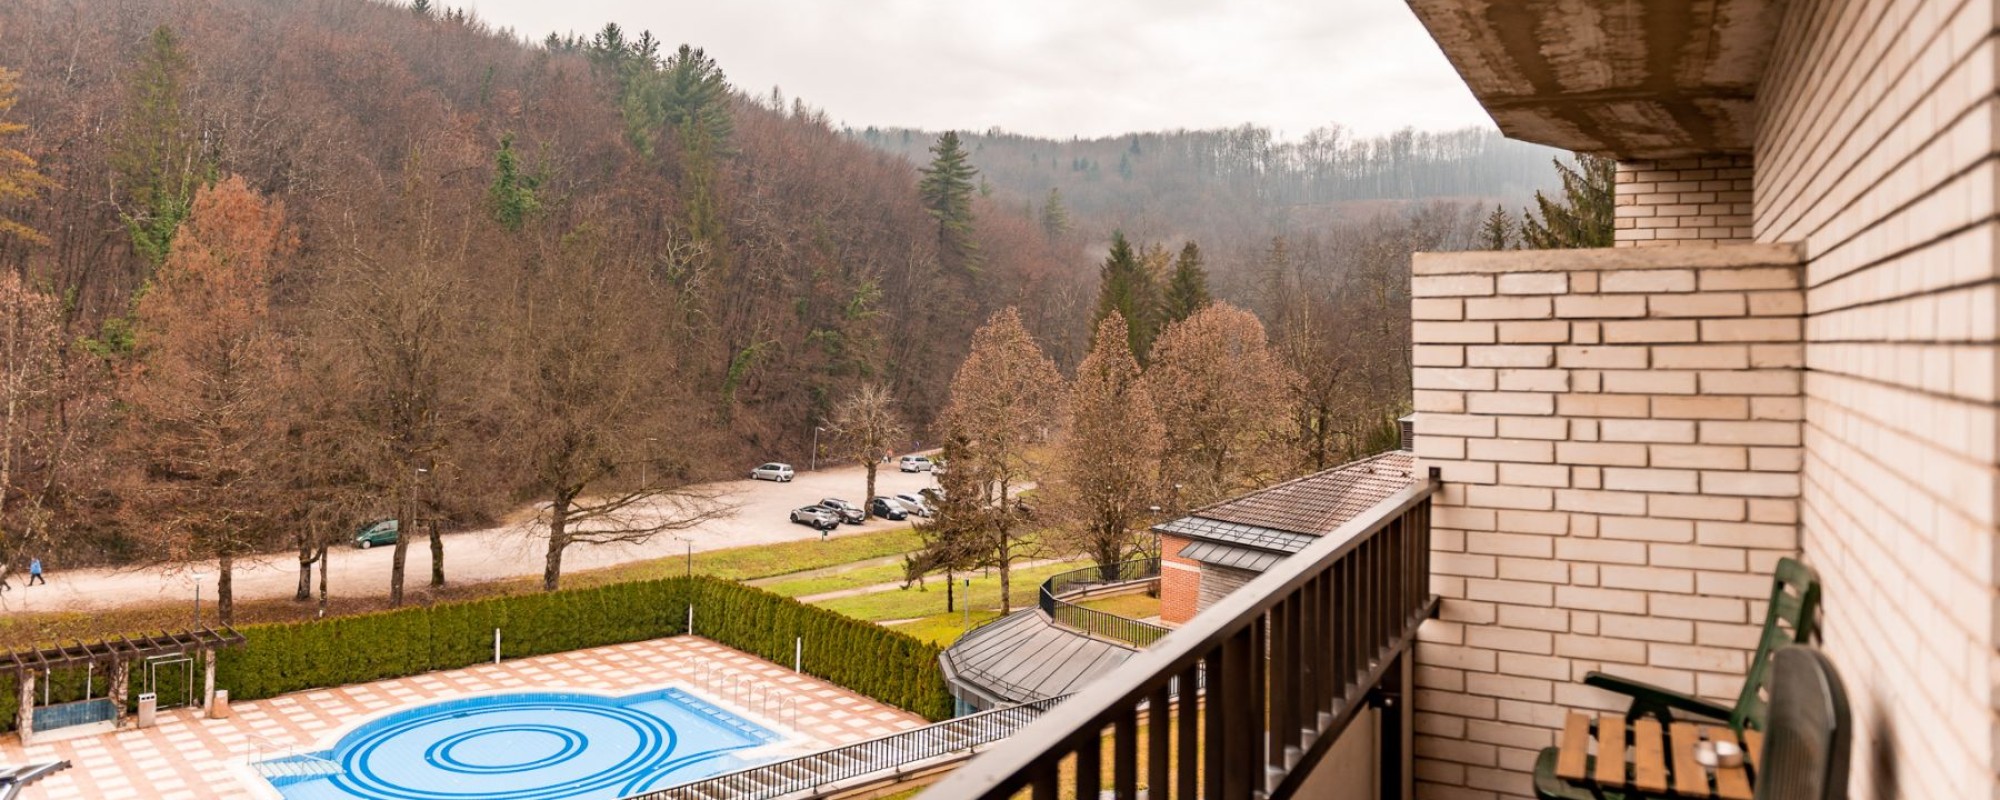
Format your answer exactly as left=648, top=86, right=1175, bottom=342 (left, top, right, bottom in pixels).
left=893, top=493, right=934, bottom=517
left=750, top=462, right=794, bottom=482
left=790, top=505, right=840, bottom=530
left=898, top=455, right=934, bottom=473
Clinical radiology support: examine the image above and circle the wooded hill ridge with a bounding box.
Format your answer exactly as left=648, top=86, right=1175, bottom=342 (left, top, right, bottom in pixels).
left=0, top=0, right=1555, bottom=580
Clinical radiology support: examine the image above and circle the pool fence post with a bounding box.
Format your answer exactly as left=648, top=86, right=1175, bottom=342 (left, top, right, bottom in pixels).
left=493, top=628, right=501, bottom=664
left=794, top=637, right=801, bottom=672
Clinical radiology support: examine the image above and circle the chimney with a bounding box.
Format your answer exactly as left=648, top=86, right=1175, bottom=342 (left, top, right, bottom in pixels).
left=1398, top=414, right=1415, bottom=451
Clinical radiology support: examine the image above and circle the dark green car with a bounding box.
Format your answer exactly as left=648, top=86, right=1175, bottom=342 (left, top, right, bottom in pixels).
left=353, top=519, right=398, bottom=549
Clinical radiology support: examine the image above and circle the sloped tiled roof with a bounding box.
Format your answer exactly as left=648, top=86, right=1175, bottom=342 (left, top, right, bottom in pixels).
left=1154, top=450, right=1418, bottom=557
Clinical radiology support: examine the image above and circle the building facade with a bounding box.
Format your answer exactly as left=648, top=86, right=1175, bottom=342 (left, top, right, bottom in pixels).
left=1406, top=1, right=1999, bottom=798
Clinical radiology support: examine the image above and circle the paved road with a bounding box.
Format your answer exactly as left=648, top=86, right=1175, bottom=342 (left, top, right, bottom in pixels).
left=0, top=461, right=942, bottom=615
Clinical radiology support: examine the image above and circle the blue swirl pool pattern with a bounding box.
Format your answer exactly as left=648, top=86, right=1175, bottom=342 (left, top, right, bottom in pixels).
left=259, top=688, right=779, bottom=800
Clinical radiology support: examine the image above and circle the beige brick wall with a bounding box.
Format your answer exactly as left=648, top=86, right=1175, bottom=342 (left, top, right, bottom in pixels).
left=1752, top=0, right=2000, bottom=798
left=1409, top=245, right=1804, bottom=800
left=1614, top=156, right=1755, bottom=248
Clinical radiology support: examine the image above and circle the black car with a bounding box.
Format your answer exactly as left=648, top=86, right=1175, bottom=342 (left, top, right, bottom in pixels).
left=868, top=497, right=909, bottom=520
left=817, top=498, right=866, bottom=525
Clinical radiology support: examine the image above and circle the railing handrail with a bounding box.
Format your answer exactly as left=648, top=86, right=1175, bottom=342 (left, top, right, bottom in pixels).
left=1035, top=557, right=1167, bottom=647
left=626, top=695, right=1069, bottom=800
left=923, top=478, right=1439, bottom=798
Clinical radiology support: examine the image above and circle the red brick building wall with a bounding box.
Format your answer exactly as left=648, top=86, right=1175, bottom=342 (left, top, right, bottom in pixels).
left=1159, top=533, right=1202, bottom=625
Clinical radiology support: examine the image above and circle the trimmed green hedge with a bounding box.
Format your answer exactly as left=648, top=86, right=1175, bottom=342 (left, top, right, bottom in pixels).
left=0, top=575, right=952, bottom=732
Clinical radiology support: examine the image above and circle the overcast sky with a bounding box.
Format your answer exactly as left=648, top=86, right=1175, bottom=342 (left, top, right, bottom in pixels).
left=460, top=0, right=1494, bottom=141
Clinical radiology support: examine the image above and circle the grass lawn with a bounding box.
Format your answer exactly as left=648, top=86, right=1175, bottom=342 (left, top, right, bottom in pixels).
left=1074, top=591, right=1161, bottom=620
left=0, top=527, right=924, bottom=650
left=757, top=560, right=913, bottom=598
left=813, top=559, right=1087, bottom=624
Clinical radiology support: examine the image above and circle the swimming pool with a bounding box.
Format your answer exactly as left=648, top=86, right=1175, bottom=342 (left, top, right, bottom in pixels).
left=256, top=687, right=781, bottom=800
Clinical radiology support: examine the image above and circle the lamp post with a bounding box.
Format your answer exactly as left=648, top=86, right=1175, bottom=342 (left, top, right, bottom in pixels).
left=810, top=426, right=826, bottom=471
left=190, top=568, right=206, bottom=630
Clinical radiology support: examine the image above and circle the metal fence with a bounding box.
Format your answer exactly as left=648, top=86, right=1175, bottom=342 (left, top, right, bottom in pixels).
left=924, top=478, right=1439, bottom=800
left=629, top=696, right=1068, bottom=800
left=1037, top=558, right=1169, bottom=647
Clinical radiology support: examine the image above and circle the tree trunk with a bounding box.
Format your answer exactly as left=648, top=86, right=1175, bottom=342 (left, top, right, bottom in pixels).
left=543, top=492, right=571, bottom=592
left=428, top=519, right=444, bottom=587
left=945, top=568, right=954, bottom=613
left=996, top=479, right=1012, bottom=614
left=316, top=543, right=329, bottom=617
left=390, top=480, right=411, bottom=606
left=863, top=461, right=877, bottom=519
left=217, top=551, right=234, bottom=625
left=295, top=540, right=314, bottom=602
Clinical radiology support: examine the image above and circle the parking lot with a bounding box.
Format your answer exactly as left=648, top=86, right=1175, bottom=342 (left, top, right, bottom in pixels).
left=2, top=459, right=943, bottom=615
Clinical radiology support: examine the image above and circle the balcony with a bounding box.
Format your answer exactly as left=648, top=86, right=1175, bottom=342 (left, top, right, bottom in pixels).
left=924, top=478, right=1438, bottom=799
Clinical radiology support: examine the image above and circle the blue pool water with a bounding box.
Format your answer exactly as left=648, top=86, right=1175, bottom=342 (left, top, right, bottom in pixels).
left=259, top=688, right=780, bottom=800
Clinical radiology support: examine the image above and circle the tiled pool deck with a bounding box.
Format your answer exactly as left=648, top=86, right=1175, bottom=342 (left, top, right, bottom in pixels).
left=0, top=636, right=927, bottom=800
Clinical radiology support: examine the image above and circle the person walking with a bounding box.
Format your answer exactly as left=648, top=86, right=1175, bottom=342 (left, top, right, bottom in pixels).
left=26, top=557, right=43, bottom=586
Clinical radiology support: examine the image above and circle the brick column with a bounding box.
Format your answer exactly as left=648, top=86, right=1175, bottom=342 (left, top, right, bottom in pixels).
left=1613, top=157, right=1753, bottom=248
left=1406, top=245, right=1804, bottom=799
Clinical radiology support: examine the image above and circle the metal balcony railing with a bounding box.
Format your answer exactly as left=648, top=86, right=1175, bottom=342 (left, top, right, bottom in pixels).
left=922, top=477, right=1439, bottom=800
left=627, top=696, right=1068, bottom=800
left=1039, top=558, right=1168, bottom=647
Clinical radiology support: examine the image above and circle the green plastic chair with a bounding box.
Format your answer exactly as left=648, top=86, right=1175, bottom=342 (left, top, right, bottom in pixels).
left=1532, top=557, right=1821, bottom=800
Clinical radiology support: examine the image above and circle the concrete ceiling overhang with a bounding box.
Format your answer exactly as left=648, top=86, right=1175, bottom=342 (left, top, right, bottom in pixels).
left=1406, top=0, right=1784, bottom=159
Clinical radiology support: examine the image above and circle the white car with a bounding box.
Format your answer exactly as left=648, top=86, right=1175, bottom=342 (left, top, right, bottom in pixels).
left=894, top=493, right=934, bottom=517
left=898, top=455, right=933, bottom=473
left=749, top=462, right=794, bottom=482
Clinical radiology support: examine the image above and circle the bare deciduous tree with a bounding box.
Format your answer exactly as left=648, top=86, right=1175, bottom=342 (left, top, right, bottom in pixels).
left=1051, top=313, right=1163, bottom=579
left=0, top=272, right=65, bottom=565
left=829, top=383, right=906, bottom=518
left=499, top=227, right=728, bottom=592
left=937, top=307, right=1065, bottom=613
left=1145, top=302, right=1298, bottom=509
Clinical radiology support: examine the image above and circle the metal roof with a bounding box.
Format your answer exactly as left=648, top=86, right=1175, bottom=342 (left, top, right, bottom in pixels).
left=1176, top=540, right=1286, bottom=572
left=940, top=609, right=1136, bottom=707
left=1164, top=450, right=1417, bottom=544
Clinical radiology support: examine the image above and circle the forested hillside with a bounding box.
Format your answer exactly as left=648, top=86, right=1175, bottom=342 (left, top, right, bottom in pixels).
left=0, top=0, right=1088, bottom=578
left=0, top=0, right=1565, bottom=605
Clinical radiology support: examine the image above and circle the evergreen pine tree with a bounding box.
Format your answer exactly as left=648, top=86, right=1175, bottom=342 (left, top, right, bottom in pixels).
left=1520, top=154, right=1614, bottom=249
left=918, top=131, right=980, bottom=273
left=1162, top=241, right=1212, bottom=324
left=487, top=133, right=539, bottom=231
left=114, top=26, right=199, bottom=267
left=1092, top=231, right=1160, bottom=360
left=1479, top=205, right=1516, bottom=250
left=1039, top=187, right=1071, bottom=241
left=411, top=0, right=432, bottom=16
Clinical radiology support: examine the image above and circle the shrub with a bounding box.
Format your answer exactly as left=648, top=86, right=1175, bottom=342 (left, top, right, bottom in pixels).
left=0, top=576, right=952, bottom=733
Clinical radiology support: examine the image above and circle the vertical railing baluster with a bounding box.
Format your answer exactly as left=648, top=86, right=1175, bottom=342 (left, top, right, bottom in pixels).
left=1270, top=596, right=1292, bottom=772
left=1114, top=705, right=1139, bottom=800
left=1078, top=727, right=1103, bottom=800
left=1148, top=683, right=1170, bottom=800
left=1203, top=649, right=1224, bottom=800
left=1179, top=663, right=1201, bottom=800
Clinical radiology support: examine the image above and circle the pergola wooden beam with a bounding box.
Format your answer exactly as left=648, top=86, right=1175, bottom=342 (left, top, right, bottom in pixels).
left=0, top=626, right=245, bottom=674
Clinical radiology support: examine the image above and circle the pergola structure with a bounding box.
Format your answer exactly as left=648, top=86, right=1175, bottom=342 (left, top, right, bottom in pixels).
left=2, top=627, right=244, bottom=743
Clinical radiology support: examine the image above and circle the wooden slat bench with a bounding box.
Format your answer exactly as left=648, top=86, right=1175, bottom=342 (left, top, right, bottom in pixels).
left=1552, top=711, right=1759, bottom=799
